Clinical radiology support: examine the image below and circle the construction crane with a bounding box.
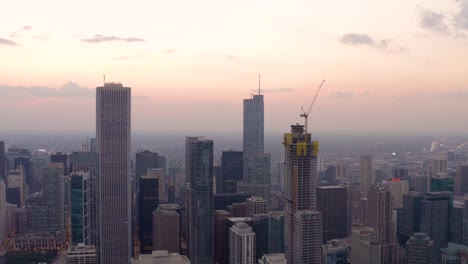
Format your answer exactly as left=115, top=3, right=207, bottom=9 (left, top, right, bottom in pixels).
left=300, top=79, right=325, bottom=133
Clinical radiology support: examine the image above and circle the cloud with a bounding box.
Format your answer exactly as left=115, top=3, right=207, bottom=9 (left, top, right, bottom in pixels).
left=0, top=38, right=20, bottom=46
left=339, top=33, right=408, bottom=53
left=81, top=34, right=145, bottom=43
left=419, top=10, right=450, bottom=33
left=0, top=82, right=92, bottom=98
left=455, top=0, right=468, bottom=30
left=225, top=55, right=235, bottom=59
left=113, top=55, right=136, bottom=61
left=164, top=49, right=176, bottom=54
left=32, top=34, right=51, bottom=40
left=332, top=91, right=355, bottom=98
left=9, top=25, right=33, bottom=38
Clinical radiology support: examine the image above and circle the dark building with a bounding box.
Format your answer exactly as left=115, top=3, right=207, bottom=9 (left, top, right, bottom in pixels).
left=70, top=171, right=90, bottom=245
left=89, top=138, right=97, bottom=153
left=136, top=150, right=158, bottom=179
left=6, top=187, right=21, bottom=206
left=450, top=201, right=464, bottom=244
left=139, top=174, right=159, bottom=254
left=51, top=152, right=68, bottom=175
left=252, top=214, right=269, bottom=261
left=317, top=186, right=348, bottom=243
left=158, top=155, right=167, bottom=174
left=227, top=202, right=247, bottom=217
left=455, top=165, right=468, bottom=196
left=214, top=210, right=232, bottom=264
left=168, top=181, right=176, bottom=203
left=401, top=192, right=424, bottom=239
left=430, top=177, right=453, bottom=192
left=406, top=232, right=435, bottom=264
left=214, top=193, right=249, bottom=211
left=448, top=151, right=456, bottom=163
left=187, top=137, right=214, bottom=264
left=0, top=141, right=5, bottom=180
left=214, top=165, right=222, bottom=194
left=221, top=151, right=243, bottom=193
left=14, top=157, right=34, bottom=186
left=268, top=211, right=284, bottom=253
left=420, top=191, right=452, bottom=262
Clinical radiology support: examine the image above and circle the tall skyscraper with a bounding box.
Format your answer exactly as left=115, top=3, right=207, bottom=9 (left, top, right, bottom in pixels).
left=96, top=83, right=131, bottom=264
left=239, top=88, right=271, bottom=200
left=385, top=178, right=410, bottom=208
left=283, top=124, right=322, bottom=263
left=0, top=141, right=5, bottom=180
left=187, top=137, right=214, bottom=264
left=43, top=162, right=65, bottom=232
left=221, top=150, right=243, bottom=193
left=51, top=152, right=68, bottom=176
left=70, top=171, right=91, bottom=245
left=139, top=174, right=159, bottom=254
left=317, top=186, right=347, bottom=243
left=229, top=222, right=256, bottom=264
left=455, top=165, right=468, bottom=196
left=14, top=157, right=33, bottom=187
left=406, top=232, right=435, bottom=264
left=360, top=155, right=373, bottom=197
left=268, top=211, right=284, bottom=254
left=214, top=210, right=233, bottom=264
left=136, top=150, right=158, bottom=179
left=152, top=204, right=180, bottom=254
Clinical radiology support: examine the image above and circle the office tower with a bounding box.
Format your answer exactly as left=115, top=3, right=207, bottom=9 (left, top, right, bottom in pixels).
left=168, top=180, right=176, bottom=203
left=221, top=150, right=243, bottom=193
left=350, top=226, right=381, bottom=264
left=401, top=192, right=424, bottom=240
left=227, top=202, right=248, bottom=217
left=240, top=89, right=270, bottom=200
left=139, top=174, right=159, bottom=254
left=229, top=222, right=256, bottom=264
left=440, top=243, right=468, bottom=264
left=158, top=156, right=167, bottom=174
left=70, top=171, right=90, bottom=245
left=317, top=186, right=347, bottom=243
left=420, top=191, right=451, bottom=262
left=0, top=141, right=5, bottom=180
left=455, top=165, right=468, bottom=196
left=214, top=210, right=232, bottom=264
left=321, top=240, right=349, bottom=264
left=360, top=156, right=373, bottom=197
left=246, top=196, right=268, bottom=216
left=412, top=175, right=429, bottom=193
left=252, top=214, right=269, bottom=260
left=14, top=156, right=33, bottom=187
left=348, top=183, right=363, bottom=227
left=89, top=138, right=97, bottom=153
left=130, top=250, right=190, bottom=264
left=325, top=165, right=337, bottom=181
left=184, top=137, right=198, bottom=183
left=6, top=169, right=25, bottom=207
left=259, top=253, right=287, bottom=264
left=365, top=185, right=399, bottom=263
left=136, top=150, right=158, bottom=179
left=96, top=82, right=131, bottom=264
left=431, top=159, right=448, bottom=177
left=268, top=211, right=284, bottom=253
left=463, top=196, right=468, bottom=246
left=187, top=137, right=214, bottom=264
left=283, top=124, right=322, bottom=264
left=43, top=162, right=65, bottom=232
left=214, top=193, right=249, bottom=210
left=451, top=200, right=464, bottom=244
left=68, top=244, right=97, bottom=264
left=430, top=175, right=453, bottom=192
left=51, top=152, right=68, bottom=175
left=384, top=179, right=409, bottom=208
left=336, top=161, right=346, bottom=179
left=146, top=168, right=166, bottom=203
left=152, top=205, right=180, bottom=254
left=406, top=233, right=435, bottom=264
left=0, top=179, right=7, bottom=245
left=214, top=165, right=222, bottom=194
left=69, top=152, right=100, bottom=251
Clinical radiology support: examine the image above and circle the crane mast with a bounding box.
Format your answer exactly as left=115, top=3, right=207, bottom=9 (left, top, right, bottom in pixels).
left=300, top=79, right=325, bottom=134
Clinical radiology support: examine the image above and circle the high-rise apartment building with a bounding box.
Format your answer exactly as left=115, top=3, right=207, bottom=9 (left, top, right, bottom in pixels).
left=246, top=196, right=268, bottom=216
left=139, top=174, right=159, bottom=254
left=70, top=171, right=90, bottom=245
left=221, top=150, right=243, bottom=193
left=406, top=232, right=435, bottom=264
left=317, top=186, right=347, bottom=243
left=283, top=124, right=322, bottom=264
left=187, top=137, right=214, bottom=264
left=455, top=165, right=468, bottom=196
left=229, top=222, right=256, bottom=264
left=360, top=156, right=373, bottom=197
left=96, top=83, right=131, bottom=264
left=240, top=90, right=270, bottom=200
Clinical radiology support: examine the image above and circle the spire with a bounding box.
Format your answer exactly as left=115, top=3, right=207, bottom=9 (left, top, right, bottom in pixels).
left=258, top=74, right=261, bottom=95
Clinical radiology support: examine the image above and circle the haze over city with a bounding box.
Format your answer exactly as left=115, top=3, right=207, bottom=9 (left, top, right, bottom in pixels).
left=1, top=0, right=468, bottom=134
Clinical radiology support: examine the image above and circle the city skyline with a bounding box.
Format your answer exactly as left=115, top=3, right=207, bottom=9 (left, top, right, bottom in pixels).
left=2, top=0, right=468, bottom=134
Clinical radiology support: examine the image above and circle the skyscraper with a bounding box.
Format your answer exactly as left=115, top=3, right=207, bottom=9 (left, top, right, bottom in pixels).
left=43, top=162, right=65, bottom=232
left=246, top=196, right=268, bottom=216
left=317, top=186, right=347, bottom=243
left=268, top=211, right=284, bottom=254
left=406, top=233, right=435, bottom=264
left=139, top=174, right=159, bottom=254
left=455, top=165, right=468, bottom=196
left=70, top=171, right=90, bottom=245
left=220, top=150, right=243, bottom=193
left=152, top=204, right=180, bottom=254
left=239, top=87, right=271, bottom=200
left=360, top=155, right=373, bottom=197
left=0, top=141, right=5, bottom=180
left=187, top=137, right=214, bottom=264
left=229, top=222, right=256, bottom=264
left=283, top=124, right=322, bottom=263
left=136, top=150, right=158, bottom=179
left=14, top=156, right=33, bottom=187
left=96, top=83, right=131, bottom=264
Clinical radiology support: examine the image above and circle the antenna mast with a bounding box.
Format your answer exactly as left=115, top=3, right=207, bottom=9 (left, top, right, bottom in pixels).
left=258, top=74, right=261, bottom=95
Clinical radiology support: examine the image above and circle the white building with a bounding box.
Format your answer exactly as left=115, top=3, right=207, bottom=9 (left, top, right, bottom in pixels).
left=258, top=253, right=287, bottom=264
left=230, top=222, right=256, bottom=264
left=67, top=243, right=97, bottom=264
left=351, top=226, right=381, bottom=264
left=131, top=250, right=190, bottom=264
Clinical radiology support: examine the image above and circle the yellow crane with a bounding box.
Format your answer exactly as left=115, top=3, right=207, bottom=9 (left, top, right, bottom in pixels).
left=300, top=79, right=325, bottom=133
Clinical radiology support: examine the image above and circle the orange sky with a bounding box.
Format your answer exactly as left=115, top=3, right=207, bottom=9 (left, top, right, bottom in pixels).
left=1, top=0, right=468, bottom=134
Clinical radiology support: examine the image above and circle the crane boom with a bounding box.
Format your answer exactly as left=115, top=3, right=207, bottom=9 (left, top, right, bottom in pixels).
left=300, top=79, right=325, bottom=133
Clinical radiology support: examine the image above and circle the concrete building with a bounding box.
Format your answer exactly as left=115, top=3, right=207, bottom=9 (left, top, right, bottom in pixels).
left=455, top=165, right=468, bottom=196
left=258, top=253, right=287, bottom=264
left=187, top=137, right=214, bottom=264
left=321, top=239, right=349, bottom=264
left=67, top=243, right=97, bottom=264
left=350, top=226, right=381, bottom=264
left=317, top=186, right=347, bottom=243
left=152, top=205, right=180, bottom=254
left=283, top=124, right=322, bottom=263
left=247, top=196, right=268, bottom=216
left=441, top=243, right=468, bottom=264
left=70, top=171, right=90, bottom=245
left=348, top=183, right=363, bottom=227
left=140, top=173, right=159, bottom=254
left=227, top=202, right=248, bottom=217
left=221, top=150, right=243, bottom=193
left=384, top=179, right=409, bottom=208
left=96, top=82, right=132, bottom=264
left=131, top=250, right=190, bottom=264
left=360, top=156, right=373, bottom=197
left=406, top=233, right=435, bottom=264
left=230, top=222, right=256, bottom=264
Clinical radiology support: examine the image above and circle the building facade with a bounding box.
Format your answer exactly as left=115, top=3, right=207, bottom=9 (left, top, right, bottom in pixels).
left=230, top=222, right=256, bottom=264
left=221, top=150, right=243, bottom=193
left=139, top=174, right=159, bottom=254
left=70, top=171, right=90, bottom=245
left=317, top=186, right=347, bottom=243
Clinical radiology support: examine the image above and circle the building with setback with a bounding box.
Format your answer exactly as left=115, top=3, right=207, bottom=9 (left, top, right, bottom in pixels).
left=187, top=137, right=214, bottom=264
left=283, top=124, right=322, bottom=263
left=406, top=232, right=435, bottom=264
left=230, top=222, right=256, bottom=264
left=96, top=82, right=131, bottom=264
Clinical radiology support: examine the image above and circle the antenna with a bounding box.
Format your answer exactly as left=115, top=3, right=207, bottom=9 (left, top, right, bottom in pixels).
left=258, top=74, right=261, bottom=95
left=103, top=74, right=106, bottom=85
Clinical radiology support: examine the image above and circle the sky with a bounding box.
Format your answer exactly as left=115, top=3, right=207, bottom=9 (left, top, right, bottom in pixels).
left=1, top=0, right=468, bottom=135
